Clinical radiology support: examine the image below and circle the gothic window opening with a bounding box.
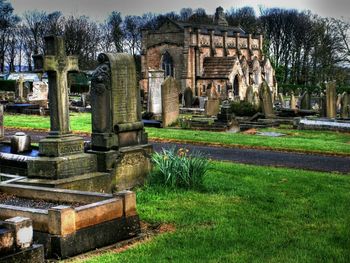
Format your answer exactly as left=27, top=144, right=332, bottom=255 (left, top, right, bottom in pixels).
left=161, top=52, right=174, bottom=77
left=233, top=75, right=239, bottom=96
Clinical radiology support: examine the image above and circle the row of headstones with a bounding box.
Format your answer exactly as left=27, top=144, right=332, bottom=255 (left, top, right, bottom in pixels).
left=277, top=82, right=350, bottom=118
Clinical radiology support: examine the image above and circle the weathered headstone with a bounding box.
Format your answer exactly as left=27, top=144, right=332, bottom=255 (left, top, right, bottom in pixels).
left=290, top=92, right=297, bottom=110
left=253, top=91, right=260, bottom=107
left=90, top=52, right=152, bottom=190
left=16, top=75, right=25, bottom=102
left=199, top=96, right=207, bottom=109
left=319, top=92, right=327, bottom=117
left=278, top=93, right=285, bottom=108
left=28, top=81, right=48, bottom=107
left=245, top=85, right=254, bottom=104
left=299, top=91, right=311, bottom=110
left=161, top=77, right=180, bottom=127
left=184, top=87, right=193, bottom=107
left=259, top=81, right=275, bottom=118
left=326, top=81, right=337, bottom=118
left=205, top=99, right=220, bottom=116
left=336, top=93, right=342, bottom=112
left=147, top=69, right=164, bottom=116
left=0, top=105, right=3, bottom=139
left=340, top=92, right=350, bottom=119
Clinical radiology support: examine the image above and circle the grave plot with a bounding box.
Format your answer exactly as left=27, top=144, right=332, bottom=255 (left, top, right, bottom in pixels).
left=0, top=184, right=140, bottom=259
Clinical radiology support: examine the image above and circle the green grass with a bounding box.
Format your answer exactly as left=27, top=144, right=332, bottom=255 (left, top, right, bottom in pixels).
left=81, top=162, right=350, bottom=263
left=4, top=113, right=350, bottom=155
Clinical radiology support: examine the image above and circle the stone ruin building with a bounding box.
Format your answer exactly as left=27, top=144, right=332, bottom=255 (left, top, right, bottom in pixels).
left=140, top=6, right=277, bottom=102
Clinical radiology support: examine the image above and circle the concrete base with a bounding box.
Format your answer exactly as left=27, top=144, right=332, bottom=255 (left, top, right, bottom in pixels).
left=0, top=244, right=44, bottom=263
left=112, top=144, right=153, bottom=191
left=14, top=172, right=113, bottom=193
left=34, top=215, right=140, bottom=259
left=27, top=153, right=98, bottom=179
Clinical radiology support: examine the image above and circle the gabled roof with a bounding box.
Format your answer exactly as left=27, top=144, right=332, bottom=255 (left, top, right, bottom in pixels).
left=201, top=57, right=238, bottom=79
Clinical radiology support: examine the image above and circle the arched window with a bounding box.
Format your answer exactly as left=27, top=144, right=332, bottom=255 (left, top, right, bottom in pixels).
left=161, top=52, right=174, bottom=77
left=233, top=75, right=239, bottom=96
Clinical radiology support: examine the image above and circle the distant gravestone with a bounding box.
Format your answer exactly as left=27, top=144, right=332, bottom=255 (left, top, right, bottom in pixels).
left=91, top=53, right=146, bottom=149
left=340, top=92, right=350, bottom=119
left=319, top=92, right=327, bottom=117
left=336, top=93, right=342, bottom=112
left=245, top=85, right=254, bottom=104
left=0, top=105, right=3, bottom=139
left=253, top=91, right=260, bottom=107
left=326, top=81, right=337, bottom=118
left=299, top=91, right=311, bottom=110
left=205, top=99, right=220, bottom=116
left=184, top=87, right=193, bottom=108
left=278, top=93, right=285, bottom=108
left=161, top=77, right=180, bottom=127
left=28, top=81, right=48, bottom=107
left=290, top=92, right=297, bottom=110
left=16, top=75, right=25, bottom=102
left=147, top=70, right=164, bottom=116
left=199, top=96, right=207, bottom=109
left=259, top=81, right=275, bottom=118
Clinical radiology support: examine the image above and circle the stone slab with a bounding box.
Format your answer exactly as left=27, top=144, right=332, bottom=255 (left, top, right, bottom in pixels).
left=0, top=244, right=44, bottom=263
left=38, top=135, right=84, bottom=157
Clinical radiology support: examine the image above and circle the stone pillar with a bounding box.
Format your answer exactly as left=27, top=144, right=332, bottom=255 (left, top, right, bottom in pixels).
left=259, top=35, right=263, bottom=51
left=209, top=29, right=215, bottom=57
left=326, top=81, right=337, bottom=118
left=195, top=29, right=201, bottom=77
left=147, top=69, right=164, bottom=116
left=16, top=75, right=25, bottom=102
left=181, top=27, right=192, bottom=94
left=290, top=92, right=297, bottom=110
left=319, top=92, right=327, bottom=117
left=222, top=30, right=228, bottom=56
left=235, top=33, right=241, bottom=57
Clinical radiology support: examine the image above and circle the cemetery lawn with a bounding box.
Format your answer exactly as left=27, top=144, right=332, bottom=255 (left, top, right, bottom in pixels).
left=4, top=113, right=350, bottom=155
left=81, top=161, right=350, bottom=263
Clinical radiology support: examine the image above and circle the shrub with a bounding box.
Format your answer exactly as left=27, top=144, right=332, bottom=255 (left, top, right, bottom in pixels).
left=149, top=148, right=210, bottom=189
left=230, top=101, right=260, bottom=116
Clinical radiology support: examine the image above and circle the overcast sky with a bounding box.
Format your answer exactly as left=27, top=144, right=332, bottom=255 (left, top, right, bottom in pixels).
left=9, top=0, right=350, bottom=21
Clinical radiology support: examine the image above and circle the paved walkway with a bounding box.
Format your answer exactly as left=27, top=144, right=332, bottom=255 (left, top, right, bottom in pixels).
left=5, top=129, right=350, bottom=174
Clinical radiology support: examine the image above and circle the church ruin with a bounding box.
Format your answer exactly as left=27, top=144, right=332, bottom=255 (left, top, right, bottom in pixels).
left=140, top=7, right=277, bottom=101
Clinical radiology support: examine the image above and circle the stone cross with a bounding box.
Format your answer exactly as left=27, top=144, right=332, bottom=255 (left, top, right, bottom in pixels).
left=33, top=36, right=79, bottom=136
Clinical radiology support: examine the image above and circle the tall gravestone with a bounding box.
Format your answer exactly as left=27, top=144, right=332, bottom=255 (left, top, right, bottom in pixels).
left=259, top=81, right=275, bottom=118
left=253, top=91, right=260, bottom=108
left=245, top=85, right=254, bottom=104
left=319, top=92, right=327, bottom=117
left=147, top=70, right=164, bottom=117
left=16, top=75, right=25, bottom=102
left=326, top=81, right=337, bottom=118
left=184, top=87, right=193, bottom=107
left=90, top=52, right=152, bottom=190
left=28, top=35, right=100, bottom=183
left=340, top=92, right=350, bottom=119
left=299, top=91, right=311, bottom=110
left=161, top=77, right=180, bottom=127
left=278, top=93, right=285, bottom=108
left=290, top=92, right=297, bottom=110
left=0, top=105, right=3, bottom=139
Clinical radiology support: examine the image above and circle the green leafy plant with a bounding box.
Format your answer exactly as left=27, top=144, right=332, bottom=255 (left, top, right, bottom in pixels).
left=230, top=101, right=260, bottom=116
left=149, top=147, right=210, bottom=189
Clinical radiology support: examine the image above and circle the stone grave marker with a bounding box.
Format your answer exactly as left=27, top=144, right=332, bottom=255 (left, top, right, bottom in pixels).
left=15, top=75, right=25, bottom=102
left=0, top=105, right=3, bottom=139
left=290, top=92, right=297, bottom=110
left=278, top=93, right=285, bottom=108
left=245, top=85, right=254, bottom=104
left=205, top=99, right=220, bottom=116
left=28, top=81, right=48, bottom=107
left=259, top=81, right=275, bottom=118
left=161, top=77, right=180, bottom=127
left=90, top=52, right=152, bottom=190
left=184, top=87, right=193, bottom=107
left=199, top=96, right=207, bottom=109
left=319, top=92, right=327, bottom=117
left=147, top=69, right=164, bottom=116
left=299, top=91, right=311, bottom=110
left=326, top=81, right=337, bottom=118
left=336, top=93, right=342, bottom=112
left=253, top=91, right=260, bottom=107
left=340, top=92, right=350, bottom=118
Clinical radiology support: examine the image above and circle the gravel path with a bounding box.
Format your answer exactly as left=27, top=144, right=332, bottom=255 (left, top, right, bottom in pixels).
left=4, top=128, right=350, bottom=174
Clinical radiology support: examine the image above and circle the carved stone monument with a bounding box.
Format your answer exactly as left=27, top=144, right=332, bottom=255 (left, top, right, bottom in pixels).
left=326, top=81, right=337, bottom=118
left=26, top=35, right=108, bottom=190
left=16, top=75, right=25, bottom=102
left=259, top=81, right=275, bottom=118
left=147, top=70, right=164, bottom=117
left=28, top=81, right=48, bottom=107
left=161, top=77, right=180, bottom=127
left=90, top=53, right=152, bottom=190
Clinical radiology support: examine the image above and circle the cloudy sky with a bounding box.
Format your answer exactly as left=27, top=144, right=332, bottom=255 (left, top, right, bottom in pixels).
left=9, top=0, right=350, bottom=21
